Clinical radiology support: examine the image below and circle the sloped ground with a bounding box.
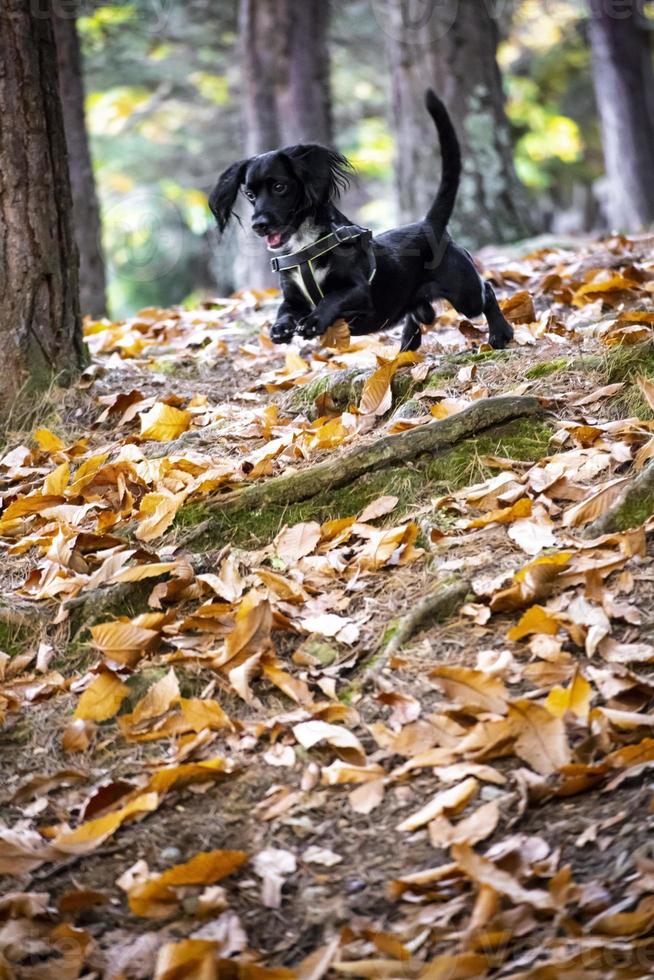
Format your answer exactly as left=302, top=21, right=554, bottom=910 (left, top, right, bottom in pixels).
left=2, top=235, right=654, bottom=978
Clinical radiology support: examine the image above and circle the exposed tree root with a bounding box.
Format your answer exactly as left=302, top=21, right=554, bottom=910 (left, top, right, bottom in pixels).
left=361, top=578, right=470, bottom=688
left=201, top=395, right=543, bottom=518
left=583, top=459, right=654, bottom=538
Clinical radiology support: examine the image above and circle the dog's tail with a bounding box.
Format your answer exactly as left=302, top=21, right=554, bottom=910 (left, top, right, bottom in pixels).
left=424, top=89, right=461, bottom=237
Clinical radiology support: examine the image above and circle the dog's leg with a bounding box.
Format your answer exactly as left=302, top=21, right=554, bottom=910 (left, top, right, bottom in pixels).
left=483, top=282, right=514, bottom=350
left=298, top=285, right=372, bottom=339
left=400, top=315, right=422, bottom=352
left=270, top=301, right=299, bottom=344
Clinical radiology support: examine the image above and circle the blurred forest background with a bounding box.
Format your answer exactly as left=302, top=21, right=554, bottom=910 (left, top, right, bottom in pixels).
left=52, top=0, right=654, bottom=316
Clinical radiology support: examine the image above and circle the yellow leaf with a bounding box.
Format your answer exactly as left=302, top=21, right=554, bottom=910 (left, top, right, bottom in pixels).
left=43, top=461, right=70, bottom=495
left=507, top=604, right=560, bottom=642
left=180, top=697, right=232, bottom=732
left=545, top=669, right=592, bottom=721
left=359, top=352, right=420, bottom=416
left=54, top=793, right=159, bottom=854
left=292, top=720, right=366, bottom=766
left=34, top=428, right=65, bottom=452
left=467, top=497, right=531, bottom=528
left=74, top=671, right=129, bottom=722
left=636, top=375, right=654, bottom=411
left=113, top=561, right=181, bottom=583
left=128, top=849, right=248, bottom=917
left=139, top=402, right=192, bottom=441
left=262, top=654, right=313, bottom=705
left=429, top=666, right=508, bottom=714
left=145, top=758, right=231, bottom=794
left=135, top=491, right=186, bottom=542
left=123, top=668, right=180, bottom=728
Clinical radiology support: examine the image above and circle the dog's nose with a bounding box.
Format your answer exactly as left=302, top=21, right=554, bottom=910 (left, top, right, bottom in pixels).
left=252, top=218, right=270, bottom=237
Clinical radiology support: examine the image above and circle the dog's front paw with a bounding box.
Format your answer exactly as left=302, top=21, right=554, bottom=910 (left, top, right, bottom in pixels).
left=270, top=317, right=296, bottom=344
left=297, top=311, right=324, bottom=339
left=489, top=320, right=514, bottom=350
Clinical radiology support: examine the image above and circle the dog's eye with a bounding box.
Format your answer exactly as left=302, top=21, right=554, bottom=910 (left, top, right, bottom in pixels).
left=243, top=189, right=255, bottom=202
left=273, top=182, right=287, bottom=195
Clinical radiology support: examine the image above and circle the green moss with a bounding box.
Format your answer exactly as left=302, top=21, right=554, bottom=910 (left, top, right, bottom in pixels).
left=525, top=357, right=569, bottom=379
left=602, top=341, right=654, bottom=421
left=609, top=495, right=654, bottom=532
left=0, top=617, right=37, bottom=657
left=176, top=417, right=553, bottom=550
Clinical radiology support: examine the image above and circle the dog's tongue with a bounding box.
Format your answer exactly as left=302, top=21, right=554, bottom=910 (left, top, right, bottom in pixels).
left=267, top=232, right=283, bottom=248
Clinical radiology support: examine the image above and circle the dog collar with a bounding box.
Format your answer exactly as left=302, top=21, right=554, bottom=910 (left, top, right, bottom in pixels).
left=270, top=224, right=376, bottom=308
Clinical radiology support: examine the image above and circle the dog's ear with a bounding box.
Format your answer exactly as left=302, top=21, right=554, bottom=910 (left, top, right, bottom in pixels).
left=208, top=159, right=249, bottom=232
left=284, top=145, right=353, bottom=207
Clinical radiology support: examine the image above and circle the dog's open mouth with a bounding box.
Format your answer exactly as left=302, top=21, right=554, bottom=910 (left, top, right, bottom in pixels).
left=266, top=231, right=285, bottom=249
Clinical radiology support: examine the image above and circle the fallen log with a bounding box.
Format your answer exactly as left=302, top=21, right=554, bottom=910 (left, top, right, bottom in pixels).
left=582, top=459, right=654, bottom=538
left=202, top=395, right=543, bottom=517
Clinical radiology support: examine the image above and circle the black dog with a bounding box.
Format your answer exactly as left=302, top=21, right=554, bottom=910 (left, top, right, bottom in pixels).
left=210, top=89, right=513, bottom=353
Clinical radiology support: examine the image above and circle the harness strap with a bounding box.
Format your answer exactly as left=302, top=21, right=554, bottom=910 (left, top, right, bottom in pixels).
left=270, top=224, right=377, bottom=309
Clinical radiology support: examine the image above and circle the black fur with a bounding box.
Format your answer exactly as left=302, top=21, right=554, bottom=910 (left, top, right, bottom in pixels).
left=210, top=89, right=513, bottom=352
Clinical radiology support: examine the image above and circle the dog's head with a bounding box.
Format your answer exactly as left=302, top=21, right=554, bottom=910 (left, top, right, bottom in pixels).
left=209, top=144, right=352, bottom=251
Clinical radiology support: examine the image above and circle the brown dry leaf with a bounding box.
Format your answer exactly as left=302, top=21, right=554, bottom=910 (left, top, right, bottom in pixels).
left=90, top=620, right=159, bottom=665
left=507, top=604, right=560, bottom=642
left=224, top=597, right=272, bottom=662
left=359, top=352, right=419, bottom=415
left=274, top=522, right=321, bottom=563
left=74, top=670, right=129, bottom=722
left=348, top=778, right=386, bottom=814
left=418, top=951, right=493, bottom=979
left=358, top=495, right=399, bottom=522
left=262, top=655, right=313, bottom=705
left=490, top=552, right=573, bottom=613
left=452, top=843, right=555, bottom=910
left=292, top=721, right=366, bottom=766
left=562, top=476, right=630, bottom=527
left=636, top=375, right=654, bottom=411
left=124, top=668, right=180, bottom=727
left=0, top=827, right=60, bottom=875
left=545, top=670, right=592, bottom=721
left=54, top=792, right=160, bottom=854
left=428, top=799, right=500, bottom=849
left=256, top=568, right=307, bottom=603
left=508, top=700, right=571, bottom=775
left=430, top=666, right=508, bottom=715
left=322, top=318, right=351, bottom=350
left=397, top=778, right=479, bottom=832
left=62, top=719, right=96, bottom=753
left=139, top=402, right=192, bottom=441
left=500, top=290, right=536, bottom=323
left=128, top=849, right=248, bottom=917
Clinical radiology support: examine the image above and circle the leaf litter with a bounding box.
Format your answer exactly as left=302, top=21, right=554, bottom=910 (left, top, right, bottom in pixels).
left=1, top=239, right=654, bottom=975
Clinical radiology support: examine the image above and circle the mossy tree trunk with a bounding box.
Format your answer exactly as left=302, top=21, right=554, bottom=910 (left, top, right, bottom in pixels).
left=385, top=0, right=534, bottom=248
left=0, top=0, right=87, bottom=412
left=587, top=0, right=654, bottom=231
left=53, top=6, right=107, bottom=319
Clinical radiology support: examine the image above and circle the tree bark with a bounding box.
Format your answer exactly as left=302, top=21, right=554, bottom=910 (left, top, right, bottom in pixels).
left=0, top=0, right=87, bottom=412
left=236, top=0, right=333, bottom=288
left=385, top=0, right=534, bottom=248
left=52, top=8, right=108, bottom=319
left=587, top=0, right=654, bottom=231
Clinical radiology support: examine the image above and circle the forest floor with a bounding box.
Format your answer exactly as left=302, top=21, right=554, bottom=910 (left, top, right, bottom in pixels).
left=3, top=234, right=654, bottom=979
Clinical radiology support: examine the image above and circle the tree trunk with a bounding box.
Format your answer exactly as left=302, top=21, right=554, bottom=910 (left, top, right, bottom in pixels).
left=0, top=0, right=87, bottom=412
left=587, top=0, right=654, bottom=231
left=385, top=0, right=534, bottom=248
left=53, top=8, right=108, bottom=319
left=236, top=0, right=333, bottom=289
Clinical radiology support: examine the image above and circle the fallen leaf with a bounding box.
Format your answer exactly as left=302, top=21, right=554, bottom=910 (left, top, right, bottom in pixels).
left=128, top=849, right=248, bottom=917
left=74, top=671, right=129, bottom=722
left=139, top=402, right=192, bottom=441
